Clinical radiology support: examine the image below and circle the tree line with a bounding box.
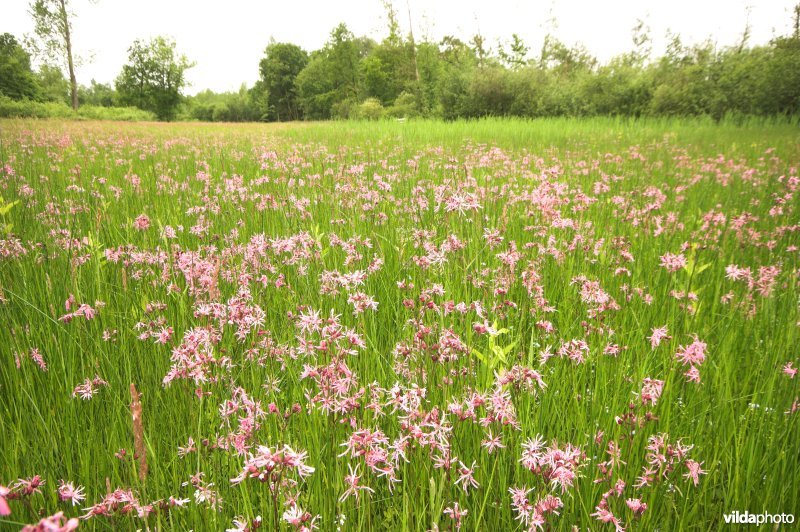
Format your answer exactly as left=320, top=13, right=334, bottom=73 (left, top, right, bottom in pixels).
left=2, top=1, right=799, bottom=121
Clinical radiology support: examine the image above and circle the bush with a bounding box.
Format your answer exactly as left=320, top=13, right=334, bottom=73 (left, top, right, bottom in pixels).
left=77, top=105, right=156, bottom=121
left=354, top=98, right=385, bottom=120
left=0, top=97, right=74, bottom=119
left=386, top=91, right=420, bottom=118
left=331, top=98, right=359, bottom=120
left=0, top=96, right=156, bottom=121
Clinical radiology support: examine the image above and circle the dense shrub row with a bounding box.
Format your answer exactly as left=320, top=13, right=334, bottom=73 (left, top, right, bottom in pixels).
left=2, top=10, right=799, bottom=122
left=0, top=96, right=156, bottom=121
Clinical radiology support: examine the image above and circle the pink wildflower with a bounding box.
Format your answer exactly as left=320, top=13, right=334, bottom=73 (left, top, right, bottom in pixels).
left=640, top=378, right=664, bottom=406
left=339, top=463, right=374, bottom=502
left=0, top=485, right=9, bottom=516
left=675, top=338, right=707, bottom=366
left=443, top=502, right=468, bottom=530
left=591, top=506, right=624, bottom=531
left=683, top=460, right=707, bottom=486
left=626, top=498, right=647, bottom=516
left=454, top=460, right=479, bottom=492
left=648, top=326, right=670, bottom=349
left=21, top=511, right=79, bottom=532
left=481, top=430, right=505, bottom=453
left=29, top=348, right=47, bottom=372
left=133, top=214, right=151, bottom=230
left=659, top=252, right=686, bottom=272
left=684, top=366, right=702, bottom=384
left=72, top=375, right=109, bottom=400
left=57, top=480, right=86, bottom=506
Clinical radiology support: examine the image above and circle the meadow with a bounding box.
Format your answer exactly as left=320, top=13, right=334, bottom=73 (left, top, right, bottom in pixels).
left=0, top=117, right=798, bottom=531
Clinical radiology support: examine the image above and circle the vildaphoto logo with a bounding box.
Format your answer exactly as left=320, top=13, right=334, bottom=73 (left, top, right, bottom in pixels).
left=723, top=511, right=795, bottom=525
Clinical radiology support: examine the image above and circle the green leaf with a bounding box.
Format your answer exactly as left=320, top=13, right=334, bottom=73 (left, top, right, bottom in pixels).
left=0, top=198, right=19, bottom=216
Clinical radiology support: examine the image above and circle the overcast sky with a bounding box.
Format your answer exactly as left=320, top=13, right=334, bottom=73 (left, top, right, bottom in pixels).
left=2, top=0, right=797, bottom=95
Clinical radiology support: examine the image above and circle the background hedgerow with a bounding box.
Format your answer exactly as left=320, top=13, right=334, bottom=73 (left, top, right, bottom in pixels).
left=0, top=96, right=157, bottom=121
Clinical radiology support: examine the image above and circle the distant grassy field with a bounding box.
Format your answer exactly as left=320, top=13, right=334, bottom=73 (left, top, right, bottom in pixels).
left=0, top=117, right=798, bottom=530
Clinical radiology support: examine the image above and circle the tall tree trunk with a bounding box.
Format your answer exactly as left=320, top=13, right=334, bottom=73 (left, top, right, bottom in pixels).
left=406, top=1, right=420, bottom=84
left=406, top=1, right=422, bottom=112
left=59, top=0, right=78, bottom=110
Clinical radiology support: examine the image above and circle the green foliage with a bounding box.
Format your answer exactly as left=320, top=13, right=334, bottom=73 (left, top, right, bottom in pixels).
left=0, top=95, right=72, bottom=118
left=471, top=323, right=518, bottom=377
left=296, top=23, right=367, bottom=120
left=295, top=52, right=337, bottom=120
left=35, top=64, right=69, bottom=103
left=0, top=95, right=156, bottom=120
left=761, top=37, right=800, bottom=115
left=258, top=42, right=308, bottom=121
left=182, top=85, right=264, bottom=122
left=498, top=33, right=530, bottom=69
left=248, top=80, right=271, bottom=121
left=0, top=195, right=20, bottom=234
left=330, top=98, right=359, bottom=120
left=0, top=33, right=40, bottom=100
left=433, top=36, right=477, bottom=119
left=78, top=80, right=117, bottom=107
left=9, top=13, right=800, bottom=123
left=354, top=97, right=385, bottom=120
left=76, top=104, right=156, bottom=121
left=361, top=38, right=418, bottom=106
left=386, top=91, right=420, bottom=118
left=289, top=22, right=800, bottom=122
left=465, top=66, right=515, bottom=117
left=115, top=36, right=194, bottom=121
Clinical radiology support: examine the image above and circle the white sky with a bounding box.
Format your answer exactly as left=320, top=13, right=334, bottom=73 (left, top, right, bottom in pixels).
left=2, top=0, right=797, bottom=95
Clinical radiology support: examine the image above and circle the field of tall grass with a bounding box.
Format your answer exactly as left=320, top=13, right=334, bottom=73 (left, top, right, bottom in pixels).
left=0, top=117, right=798, bottom=530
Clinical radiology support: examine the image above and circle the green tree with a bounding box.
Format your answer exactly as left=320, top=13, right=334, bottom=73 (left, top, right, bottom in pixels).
left=28, top=0, right=80, bottom=110
left=362, top=36, right=418, bottom=106
left=0, top=33, right=40, bottom=100
left=248, top=79, right=270, bottom=121
left=116, top=36, right=193, bottom=121
left=470, top=33, right=490, bottom=68
left=295, top=52, right=336, bottom=119
left=182, top=85, right=267, bottom=122
left=435, top=36, right=476, bottom=118
left=539, top=36, right=596, bottom=75
left=78, top=79, right=116, bottom=106
left=326, top=24, right=364, bottom=102
left=498, top=34, right=529, bottom=70
left=258, top=42, right=308, bottom=121
left=465, top=66, right=513, bottom=116
left=648, top=40, right=717, bottom=116
left=296, top=23, right=366, bottom=119
left=36, top=63, right=69, bottom=103
left=360, top=1, right=421, bottom=108
left=414, top=40, right=443, bottom=114
left=760, top=36, right=800, bottom=115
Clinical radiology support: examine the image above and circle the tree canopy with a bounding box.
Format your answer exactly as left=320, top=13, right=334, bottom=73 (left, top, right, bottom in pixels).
left=258, top=42, right=308, bottom=121
left=115, top=36, right=193, bottom=121
left=0, top=33, right=40, bottom=100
